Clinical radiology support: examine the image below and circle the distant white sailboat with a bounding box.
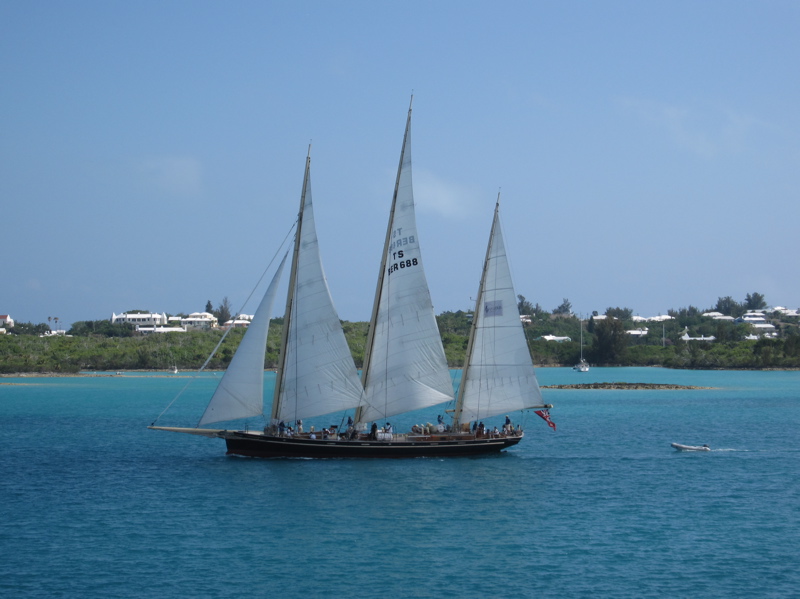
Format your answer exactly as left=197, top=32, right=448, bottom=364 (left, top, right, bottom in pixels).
left=573, top=319, right=590, bottom=372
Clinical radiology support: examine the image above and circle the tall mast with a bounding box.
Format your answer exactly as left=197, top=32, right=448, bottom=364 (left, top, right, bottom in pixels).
left=452, top=193, right=501, bottom=431
left=270, top=146, right=311, bottom=421
left=354, top=96, right=413, bottom=425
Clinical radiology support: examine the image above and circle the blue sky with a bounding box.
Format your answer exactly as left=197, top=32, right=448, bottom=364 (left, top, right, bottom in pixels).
left=2, top=1, right=799, bottom=328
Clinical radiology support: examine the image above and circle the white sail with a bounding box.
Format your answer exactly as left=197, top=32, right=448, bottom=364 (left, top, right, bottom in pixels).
left=358, top=102, right=454, bottom=424
left=273, top=153, right=364, bottom=422
left=455, top=200, right=543, bottom=424
left=198, top=252, right=288, bottom=426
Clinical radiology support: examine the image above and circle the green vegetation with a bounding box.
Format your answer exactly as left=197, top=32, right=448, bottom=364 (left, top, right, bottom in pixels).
left=2, top=291, right=798, bottom=373
left=5, top=321, right=51, bottom=336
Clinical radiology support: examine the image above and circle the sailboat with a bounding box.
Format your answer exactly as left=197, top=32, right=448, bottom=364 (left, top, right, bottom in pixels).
left=573, top=319, right=590, bottom=372
left=150, top=102, right=552, bottom=458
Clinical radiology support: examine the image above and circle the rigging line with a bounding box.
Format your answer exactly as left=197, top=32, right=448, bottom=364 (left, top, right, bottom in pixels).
left=233, top=222, right=297, bottom=324
left=151, top=222, right=297, bottom=427
left=382, top=274, right=391, bottom=420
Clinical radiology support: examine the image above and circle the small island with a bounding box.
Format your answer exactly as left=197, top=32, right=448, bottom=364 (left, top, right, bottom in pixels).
left=542, top=382, right=714, bottom=390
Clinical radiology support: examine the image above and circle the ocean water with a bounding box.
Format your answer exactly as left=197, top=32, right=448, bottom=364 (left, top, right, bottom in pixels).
left=1, top=367, right=799, bottom=599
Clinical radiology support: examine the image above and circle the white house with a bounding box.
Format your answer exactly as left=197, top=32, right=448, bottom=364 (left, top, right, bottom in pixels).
left=540, top=335, right=572, bottom=342
left=681, top=327, right=715, bottom=342
left=181, top=312, right=218, bottom=329
left=40, top=330, right=70, bottom=337
left=626, top=327, right=649, bottom=337
left=633, top=315, right=674, bottom=323
left=0, top=314, right=14, bottom=328
left=112, top=312, right=168, bottom=327
left=733, top=313, right=777, bottom=338
left=737, top=311, right=768, bottom=325
left=751, top=323, right=777, bottom=337
left=223, top=317, right=252, bottom=329
left=137, top=326, right=187, bottom=334
left=702, top=312, right=734, bottom=321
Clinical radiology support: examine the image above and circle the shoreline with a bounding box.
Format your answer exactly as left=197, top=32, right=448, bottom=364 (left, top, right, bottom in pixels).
left=1, top=365, right=797, bottom=379
left=0, top=371, right=759, bottom=391
left=0, top=364, right=800, bottom=382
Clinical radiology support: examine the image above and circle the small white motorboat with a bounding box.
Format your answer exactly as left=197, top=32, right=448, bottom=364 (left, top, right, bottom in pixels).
left=671, top=443, right=711, bottom=452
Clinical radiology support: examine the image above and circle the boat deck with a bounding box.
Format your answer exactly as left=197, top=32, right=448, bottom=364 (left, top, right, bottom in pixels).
left=222, top=429, right=525, bottom=458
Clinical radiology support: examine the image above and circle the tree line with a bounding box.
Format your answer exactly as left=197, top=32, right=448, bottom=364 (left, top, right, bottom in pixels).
left=510, top=291, right=800, bottom=368
left=2, top=291, right=798, bottom=373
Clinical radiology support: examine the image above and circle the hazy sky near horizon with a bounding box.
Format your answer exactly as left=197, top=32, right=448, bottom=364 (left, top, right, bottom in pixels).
left=2, top=1, right=799, bottom=328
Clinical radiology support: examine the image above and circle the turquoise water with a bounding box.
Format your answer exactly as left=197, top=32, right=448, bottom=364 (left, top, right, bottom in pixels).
left=1, top=368, right=799, bottom=598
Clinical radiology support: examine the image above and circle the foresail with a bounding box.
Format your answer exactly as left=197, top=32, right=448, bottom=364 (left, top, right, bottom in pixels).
left=198, top=253, right=288, bottom=426
left=359, top=104, right=453, bottom=424
left=457, top=202, right=543, bottom=423
left=275, top=155, right=364, bottom=422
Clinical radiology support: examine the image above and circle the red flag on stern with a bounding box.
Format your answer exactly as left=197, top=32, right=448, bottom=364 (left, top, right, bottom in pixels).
left=535, top=409, right=556, bottom=431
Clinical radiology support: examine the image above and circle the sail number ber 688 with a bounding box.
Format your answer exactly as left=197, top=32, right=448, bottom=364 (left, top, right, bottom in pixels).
left=388, top=250, right=418, bottom=275
left=387, top=228, right=418, bottom=275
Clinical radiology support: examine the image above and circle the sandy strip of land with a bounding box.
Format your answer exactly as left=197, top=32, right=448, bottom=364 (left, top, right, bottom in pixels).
left=542, top=383, right=714, bottom=390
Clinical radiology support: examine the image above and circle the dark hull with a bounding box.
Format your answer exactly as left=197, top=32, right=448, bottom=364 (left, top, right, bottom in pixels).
left=222, top=431, right=523, bottom=458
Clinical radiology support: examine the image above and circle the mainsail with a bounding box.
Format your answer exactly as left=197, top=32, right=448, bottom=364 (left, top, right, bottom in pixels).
left=357, top=100, right=454, bottom=424
left=198, top=252, right=288, bottom=426
left=271, top=151, right=364, bottom=423
left=454, top=197, right=543, bottom=425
